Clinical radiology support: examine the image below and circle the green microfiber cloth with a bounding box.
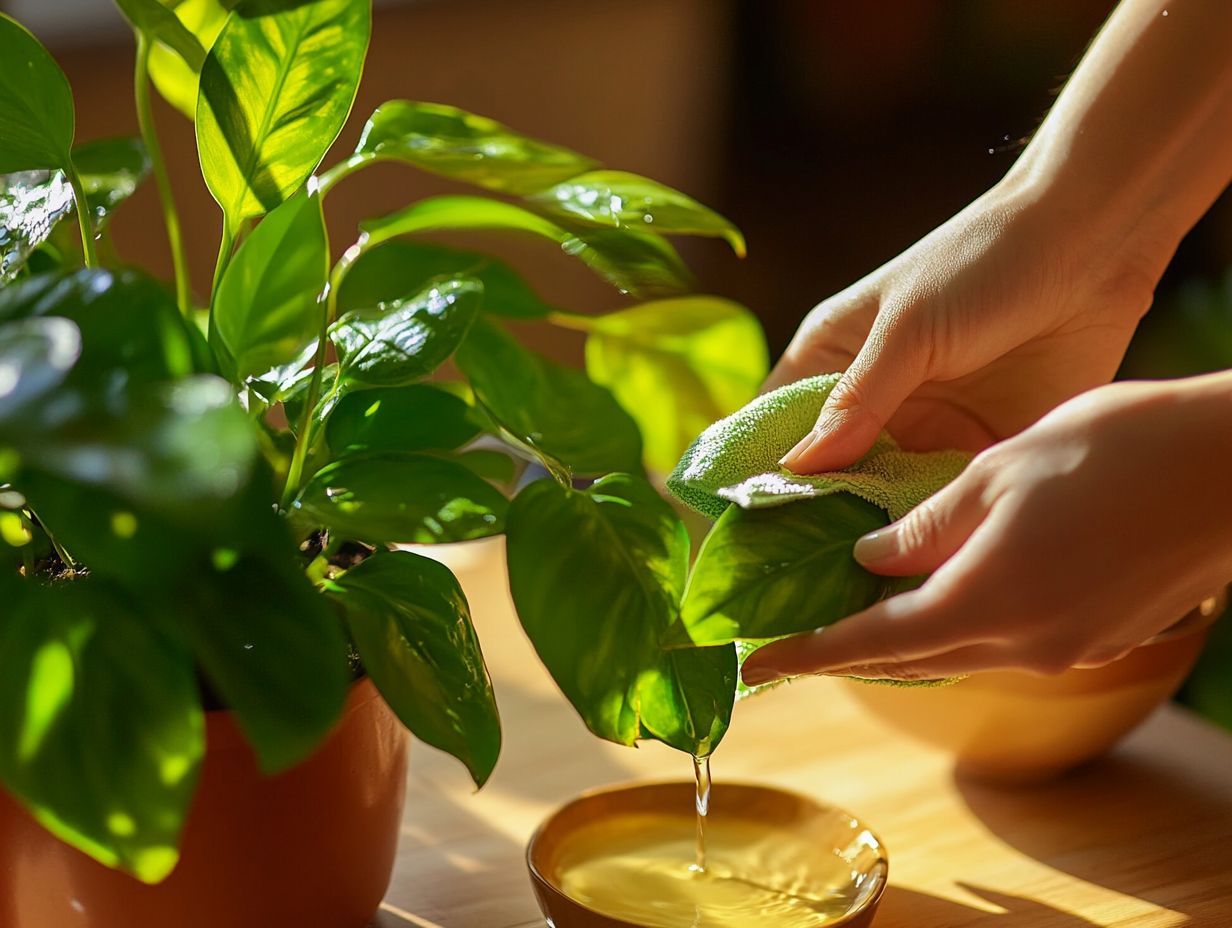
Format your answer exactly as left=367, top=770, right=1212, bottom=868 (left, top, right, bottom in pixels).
left=668, top=373, right=972, bottom=523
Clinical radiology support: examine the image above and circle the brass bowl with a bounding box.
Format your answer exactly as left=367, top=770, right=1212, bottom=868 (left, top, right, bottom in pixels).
left=526, top=781, right=888, bottom=928
left=845, top=591, right=1226, bottom=784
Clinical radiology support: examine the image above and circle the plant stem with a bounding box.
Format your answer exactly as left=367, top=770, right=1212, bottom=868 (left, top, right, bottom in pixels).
left=134, top=33, right=192, bottom=317
left=65, top=166, right=99, bottom=269
left=278, top=245, right=361, bottom=510
left=211, top=220, right=234, bottom=297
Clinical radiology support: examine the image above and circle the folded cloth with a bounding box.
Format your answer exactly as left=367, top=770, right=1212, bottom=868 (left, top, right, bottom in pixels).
left=667, top=373, right=972, bottom=522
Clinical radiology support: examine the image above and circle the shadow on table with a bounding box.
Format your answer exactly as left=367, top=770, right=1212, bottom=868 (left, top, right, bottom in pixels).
left=879, top=884, right=1101, bottom=927
left=956, top=750, right=1232, bottom=919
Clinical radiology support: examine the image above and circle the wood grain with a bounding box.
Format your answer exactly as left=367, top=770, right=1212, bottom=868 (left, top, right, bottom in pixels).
left=376, top=540, right=1232, bottom=928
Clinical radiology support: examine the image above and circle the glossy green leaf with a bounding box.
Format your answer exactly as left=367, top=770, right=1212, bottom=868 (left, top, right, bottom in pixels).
left=197, top=0, right=371, bottom=225
left=148, top=0, right=232, bottom=119
left=505, top=474, right=689, bottom=746
left=580, top=297, right=768, bottom=474
left=212, top=189, right=328, bottom=381
left=0, top=15, right=75, bottom=172
left=113, top=0, right=207, bottom=70
left=676, top=494, right=891, bottom=646
left=360, top=195, right=693, bottom=298
left=326, top=551, right=500, bottom=786
left=0, top=577, right=203, bottom=883
left=638, top=643, right=737, bottom=758
left=325, top=384, right=480, bottom=457
left=294, top=452, right=507, bottom=544
left=69, top=137, right=152, bottom=223
left=0, top=172, right=76, bottom=281
left=455, top=318, right=642, bottom=476
left=338, top=240, right=551, bottom=319
left=331, top=99, right=596, bottom=194
left=182, top=548, right=351, bottom=773
left=329, top=276, right=482, bottom=388
left=530, top=170, right=746, bottom=256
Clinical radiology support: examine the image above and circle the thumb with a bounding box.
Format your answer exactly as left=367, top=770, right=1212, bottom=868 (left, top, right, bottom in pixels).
left=780, top=315, right=928, bottom=474
left=851, top=472, right=988, bottom=577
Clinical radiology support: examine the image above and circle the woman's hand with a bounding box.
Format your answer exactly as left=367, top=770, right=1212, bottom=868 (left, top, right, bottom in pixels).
left=742, top=375, right=1232, bottom=684
left=769, top=178, right=1163, bottom=474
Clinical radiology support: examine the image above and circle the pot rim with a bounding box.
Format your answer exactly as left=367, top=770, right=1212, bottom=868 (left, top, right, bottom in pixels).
left=525, top=778, right=889, bottom=928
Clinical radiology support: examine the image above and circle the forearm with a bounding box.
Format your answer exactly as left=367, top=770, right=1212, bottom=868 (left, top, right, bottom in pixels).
left=1004, top=0, right=1232, bottom=287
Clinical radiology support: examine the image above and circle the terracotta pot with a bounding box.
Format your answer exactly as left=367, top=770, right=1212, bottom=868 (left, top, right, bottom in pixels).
left=0, top=678, right=408, bottom=928
left=844, top=591, right=1226, bottom=784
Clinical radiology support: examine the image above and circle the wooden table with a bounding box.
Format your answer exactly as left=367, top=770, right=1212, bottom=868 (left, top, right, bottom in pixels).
left=373, top=541, right=1232, bottom=928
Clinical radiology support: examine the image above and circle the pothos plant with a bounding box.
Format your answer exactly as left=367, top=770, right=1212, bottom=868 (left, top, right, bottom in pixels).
left=0, top=0, right=896, bottom=888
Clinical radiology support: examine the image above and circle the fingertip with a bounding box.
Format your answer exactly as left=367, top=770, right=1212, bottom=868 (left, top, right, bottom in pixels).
left=780, top=415, right=880, bottom=474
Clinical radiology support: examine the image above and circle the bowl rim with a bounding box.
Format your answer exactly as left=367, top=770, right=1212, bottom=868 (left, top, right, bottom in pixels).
left=1144, top=586, right=1228, bottom=646
left=525, top=778, right=890, bottom=928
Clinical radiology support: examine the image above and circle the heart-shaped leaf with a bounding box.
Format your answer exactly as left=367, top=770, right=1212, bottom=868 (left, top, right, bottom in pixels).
left=325, top=384, right=480, bottom=457
left=147, top=0, right=233, bottom=119
left=676, top=493, right=891, bottom=646
left=196, top=0, right=371, bottom=226
left=360, top=195, right=693, bottom=298
left=212, top=189, right=328, bottom=381
left=294, top=452, right=507, bottom=544
left=637, top=643, right=737, bottom=759
left=530, top=170, right=746, bottom=256
left=329, top=276, right=482, bottom=388
left=580, top=297, right=768, bottom=474
left=0, top=172, right=76, bottom=281
left=455, top=317, right=642, bottom=476
left=0, top=15, right=75, bottom=173
left=326, top=551, right=501, bottom=786
left=0, top=576, right=203, bottom=884
left=338, top=240, right=551, bottom=320
left=329, top=100, right=596, bottom=194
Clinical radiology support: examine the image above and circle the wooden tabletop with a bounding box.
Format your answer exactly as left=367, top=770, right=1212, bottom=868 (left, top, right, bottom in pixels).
left=373, top=540, right=1232, bottom=928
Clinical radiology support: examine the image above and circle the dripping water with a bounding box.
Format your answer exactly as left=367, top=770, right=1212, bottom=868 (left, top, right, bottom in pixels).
left=691, top=754, right=712, bottom=874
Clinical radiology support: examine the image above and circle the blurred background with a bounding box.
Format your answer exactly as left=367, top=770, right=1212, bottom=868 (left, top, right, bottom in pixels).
left=10, top=0, right=1231, bottom=726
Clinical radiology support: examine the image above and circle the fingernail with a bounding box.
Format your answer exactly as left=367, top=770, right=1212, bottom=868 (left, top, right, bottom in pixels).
left=779, top=430, right=820, bottom=469
left=741, top=665, right=779, bottom=687
left=853, top=529, right=898, bottom=566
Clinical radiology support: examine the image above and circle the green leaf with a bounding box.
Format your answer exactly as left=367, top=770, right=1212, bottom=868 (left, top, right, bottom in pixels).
left=212, top=189, right=328, bottom=381
left=0, top=577, right=203, bottom=883
left=455, top=318, right=642, bottom=476
left=529, top=170, right=746, bottom=256
left=638, top=644, right=737, bottom=758
left=505, top=474, right=689, bottom=746
left=0, top=317, right=80, bottom=424
left=148, top=0, right=232, bottom=119
left=326, top=551, right=500, bottom=786
left=196, top=0, right=371, bottom=225
left=360, top=195, right=693, bottom=298
left=325, top=384, right=480, bottom=457
left=182, top=548, right=351, bottom=773
left=113, top=0, right=207, bottom=70
left=579, top=297, right=768, bottom=474
left=334, top=100, right=596, bottom=194
left=3, top=140, right=149, bottom=279
left=329, top=276, right=482, bottom=388
left=676, top=494, right=891, bottom=646
left=338, top=240, right=551, bottom=319
left=0, top=172, right=76, bottom=281
left=68, top=137, right=152, bottom=224
left=294, top=452, right=507, bottom=544
left=0, top=15, right=75, bottom=172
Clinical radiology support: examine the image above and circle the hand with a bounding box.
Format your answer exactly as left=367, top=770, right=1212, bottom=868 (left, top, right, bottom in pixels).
left=742, top=376, right=1232, bottom=683
left=769, top=179, right=1165, bottom=474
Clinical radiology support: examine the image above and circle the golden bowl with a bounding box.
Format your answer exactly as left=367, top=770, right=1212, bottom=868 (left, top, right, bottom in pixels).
left=526, top=781, right=888, bottom=928
left=844, top=591, right=1226, bottom=784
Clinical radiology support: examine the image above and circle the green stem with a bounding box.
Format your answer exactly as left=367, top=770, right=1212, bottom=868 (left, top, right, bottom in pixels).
left=134, top=34, right=192, bottom=317
left=316, top=153, right=374, bottom=196
left=278, top=246, right=361, bottom=510
left=65, top=166, right=99, bottom=269
left=207, top=220, right=235, bottom=342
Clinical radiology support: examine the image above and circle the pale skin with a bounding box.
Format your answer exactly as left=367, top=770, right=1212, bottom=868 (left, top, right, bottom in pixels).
left=742, top=0, right=1232, bottom=686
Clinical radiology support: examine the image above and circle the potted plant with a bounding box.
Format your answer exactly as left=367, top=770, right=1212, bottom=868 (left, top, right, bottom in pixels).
left=0, top=0, right=769, bottom=925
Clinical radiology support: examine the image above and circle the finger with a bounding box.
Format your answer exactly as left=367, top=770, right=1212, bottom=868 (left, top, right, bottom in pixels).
left=826, top=643, right=1028, bottom=681
left=740, top=588, right=989, bottom=686
left=781, top=311, right=932, bottom=474
left=762, top=294, right=872, bottom=394
left=852, top=467, right=990, bottom=576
